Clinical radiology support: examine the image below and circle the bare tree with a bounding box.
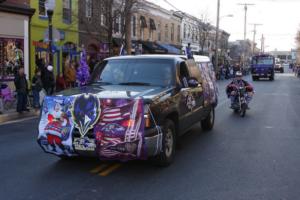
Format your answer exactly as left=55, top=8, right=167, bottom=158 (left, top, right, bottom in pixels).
left=197, top=13, right=212, bottom=55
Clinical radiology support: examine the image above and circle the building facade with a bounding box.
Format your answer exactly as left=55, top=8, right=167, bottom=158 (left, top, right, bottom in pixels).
left=0, top=0, right=35, bottom=84
left=112, top=1, right=182, bottom=55
left=30, top=0, right=79, bottom=78
left=78, top=0, right=109, bottom=61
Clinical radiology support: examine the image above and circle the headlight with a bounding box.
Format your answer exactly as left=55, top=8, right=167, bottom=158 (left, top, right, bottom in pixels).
left=144, top=104, right=151, bottom=128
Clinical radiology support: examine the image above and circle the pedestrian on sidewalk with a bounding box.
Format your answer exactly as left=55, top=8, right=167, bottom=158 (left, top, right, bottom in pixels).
left=42, top=65, right=55, bottom=95
left=31, top=68, right=43, bottom=108
left=0, top=87, right=4, bottom=114
left=64, top=61, right=76, bottom=88
left=14, top=67, right=29, bottom=113
left=56, top=72, right=66, bottom=92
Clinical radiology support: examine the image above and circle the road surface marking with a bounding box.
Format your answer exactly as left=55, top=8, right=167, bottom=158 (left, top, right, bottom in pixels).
left=98, top=163, right=122, bottom=176
left=0, top=116, right=38, bottom=126
left=265, top=126, right=273, bottom=129
left=90, top=164, right=110, bottom=174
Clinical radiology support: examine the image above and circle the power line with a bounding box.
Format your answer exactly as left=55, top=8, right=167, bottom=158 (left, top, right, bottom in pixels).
left=163, top=0, right=180, bottom=11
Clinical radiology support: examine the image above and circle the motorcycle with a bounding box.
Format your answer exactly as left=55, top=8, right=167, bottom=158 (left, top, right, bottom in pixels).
left=229, top=85, right=252, bottom=117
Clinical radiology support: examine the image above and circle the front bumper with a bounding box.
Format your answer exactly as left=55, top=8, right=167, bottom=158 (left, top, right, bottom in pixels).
left=144, top=127, right=162, bottom=157
left=252, top=73, right=272, bottom=77
left=72, top=127, right=162, bottom=158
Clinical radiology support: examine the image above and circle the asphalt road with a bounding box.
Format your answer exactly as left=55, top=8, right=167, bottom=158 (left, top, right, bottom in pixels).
left=1, top=69, right=300, bottom=200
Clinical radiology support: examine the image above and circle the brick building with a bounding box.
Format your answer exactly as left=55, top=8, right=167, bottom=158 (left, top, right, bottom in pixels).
left=113, top=1, right=182, bottom=55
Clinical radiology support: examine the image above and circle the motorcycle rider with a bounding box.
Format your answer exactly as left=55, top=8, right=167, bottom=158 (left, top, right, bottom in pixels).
left=226, top=71, right=254, bottom=109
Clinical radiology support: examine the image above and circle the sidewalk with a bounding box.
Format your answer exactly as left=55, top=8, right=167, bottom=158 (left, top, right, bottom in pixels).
left=0, top=109, right=40, bottom=124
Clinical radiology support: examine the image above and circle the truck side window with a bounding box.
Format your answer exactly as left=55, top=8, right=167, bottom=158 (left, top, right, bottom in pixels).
left=179, top=62, right=190, bottom=88
left=186, top=60, right=202, bottom=82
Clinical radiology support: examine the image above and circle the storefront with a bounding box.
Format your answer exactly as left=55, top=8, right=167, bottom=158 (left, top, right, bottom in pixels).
left=0, top=4, right=35, bottom=83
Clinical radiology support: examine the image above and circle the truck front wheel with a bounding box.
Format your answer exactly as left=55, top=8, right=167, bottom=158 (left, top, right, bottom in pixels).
left=201, top=108, right=215, bottom=131
left=154, top=119, right=176, bottom=166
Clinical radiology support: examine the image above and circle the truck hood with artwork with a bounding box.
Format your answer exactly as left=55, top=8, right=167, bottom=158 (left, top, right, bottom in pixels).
left=57, top=84, right=172, bottom=101
left=37, top=85, right=172, bottom=161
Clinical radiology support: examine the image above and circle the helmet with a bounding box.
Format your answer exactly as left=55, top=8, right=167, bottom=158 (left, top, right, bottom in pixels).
left=236, top=71, right=243, bottom=77
left=47, top=65, right=53, bottom=72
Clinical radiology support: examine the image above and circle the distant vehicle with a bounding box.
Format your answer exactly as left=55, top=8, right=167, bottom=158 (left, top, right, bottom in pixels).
left=274, top=58, right=284, bottom=73
left=251, top=54, right=275, bottom=81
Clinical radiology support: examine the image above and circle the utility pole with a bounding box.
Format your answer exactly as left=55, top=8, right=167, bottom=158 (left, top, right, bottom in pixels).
left=237, top=3, right=254, bottom=67
left=261, top=34, right=265, bottom=53
left=238, top=3, right=255, bottom=40
left=215, top=0, right=220, bottom=72
left=250, top=23, right=262, bottom=55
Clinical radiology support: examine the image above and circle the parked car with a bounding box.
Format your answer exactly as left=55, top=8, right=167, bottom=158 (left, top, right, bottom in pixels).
left=37, top=55, right=218, bottom=166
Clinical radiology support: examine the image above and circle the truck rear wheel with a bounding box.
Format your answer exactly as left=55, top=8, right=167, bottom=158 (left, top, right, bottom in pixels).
left=201, top=108, right=215, bottom=131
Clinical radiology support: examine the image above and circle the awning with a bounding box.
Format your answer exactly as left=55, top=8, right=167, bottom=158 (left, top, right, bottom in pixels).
left=149, top=18, right=156, bottom=30
left=141, top=41, right=167, bottom=54
left=140, top=16, right=147, bottom=28
left=157, top=43, right=181, bottom=55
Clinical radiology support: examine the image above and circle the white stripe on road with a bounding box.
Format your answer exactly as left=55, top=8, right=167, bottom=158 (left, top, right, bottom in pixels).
left=0, top=116, right=38, bottom=126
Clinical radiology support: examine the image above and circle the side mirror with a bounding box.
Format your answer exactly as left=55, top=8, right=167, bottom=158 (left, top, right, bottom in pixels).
left=188, top=77, right=200, bottom=88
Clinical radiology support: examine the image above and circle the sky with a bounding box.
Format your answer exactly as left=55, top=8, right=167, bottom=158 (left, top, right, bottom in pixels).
left=149, top=0, right=300, bottom=51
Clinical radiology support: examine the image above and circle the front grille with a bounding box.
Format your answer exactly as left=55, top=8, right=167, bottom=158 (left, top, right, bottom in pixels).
left=72, top=128, right=95, bottom=138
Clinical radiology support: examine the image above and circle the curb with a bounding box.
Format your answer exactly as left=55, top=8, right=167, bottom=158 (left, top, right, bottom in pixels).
left=0, top=110, right=40, bottom=124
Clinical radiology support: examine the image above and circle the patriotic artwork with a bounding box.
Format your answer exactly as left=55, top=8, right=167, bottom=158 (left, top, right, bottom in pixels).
left=37, top=95, right=146, bottom=160
left=37, top=96, right=77, bottom=156
left=94, top=98, right=146, bottom=160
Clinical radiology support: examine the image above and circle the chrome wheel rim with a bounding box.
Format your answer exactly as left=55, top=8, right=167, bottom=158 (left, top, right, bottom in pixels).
left=165, top=128, right=173, bottom=158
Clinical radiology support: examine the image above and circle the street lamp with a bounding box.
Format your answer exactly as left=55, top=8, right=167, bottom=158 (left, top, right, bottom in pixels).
left=45, top=0, right=55, bottom=65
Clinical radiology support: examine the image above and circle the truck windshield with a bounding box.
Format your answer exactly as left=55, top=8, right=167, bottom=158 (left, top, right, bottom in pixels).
left=91, top=59, right=175, bottom=87
left=252, top=57, right=274, bottom=65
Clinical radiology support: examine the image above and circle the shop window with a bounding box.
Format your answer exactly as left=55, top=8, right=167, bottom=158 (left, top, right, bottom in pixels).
left=157, top=23, right=161, bottom=41
left=140, top=16, right=147, bottom=28
left=171, top=23, right=175, bottom=42
left=85, top=0, right=93, bottom=18
left=177, top=25, right=181, bottom=42
left=0, top=38, right=24, bottom=81
left=165, top=24, right=169, bottom=42
left=183, top=24, right=186, bottom=39
left=39, top=0, right=46, bottom=16
left=150, top=18, right=156, bottom=30
left=63, top=0, right=72, bottom=24
left=132, top=15, right=136, bottom=37
left=114, top=13, right=120, bottom=33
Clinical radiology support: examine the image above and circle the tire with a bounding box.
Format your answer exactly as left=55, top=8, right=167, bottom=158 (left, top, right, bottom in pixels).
left=201, top=108, right=215, bottom=131
left=154, top=119, right=176, bottom=167
left=240, top=103, right=247, bottom=117
left=252, top=76, right=257, bottom=81
left=281, top=69, right=284, bottom=73
left=270, top=75, right=274, bottom=81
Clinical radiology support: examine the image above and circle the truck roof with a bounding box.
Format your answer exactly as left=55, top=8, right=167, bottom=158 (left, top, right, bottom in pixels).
left=105, top=54, right=186, bottom=61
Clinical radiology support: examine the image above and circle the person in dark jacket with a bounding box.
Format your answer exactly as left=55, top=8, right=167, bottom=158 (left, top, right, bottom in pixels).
left=43, top=65, right=55, bottom=95
left=226, top=71, right=254, bottom=108
left=31, top=68, right=43, bottom=108
left=14, top=67, right=29, bottom=113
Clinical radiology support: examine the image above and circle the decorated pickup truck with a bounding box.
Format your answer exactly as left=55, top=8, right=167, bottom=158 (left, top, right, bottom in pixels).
left=37, top=55, right=218, bottom=166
